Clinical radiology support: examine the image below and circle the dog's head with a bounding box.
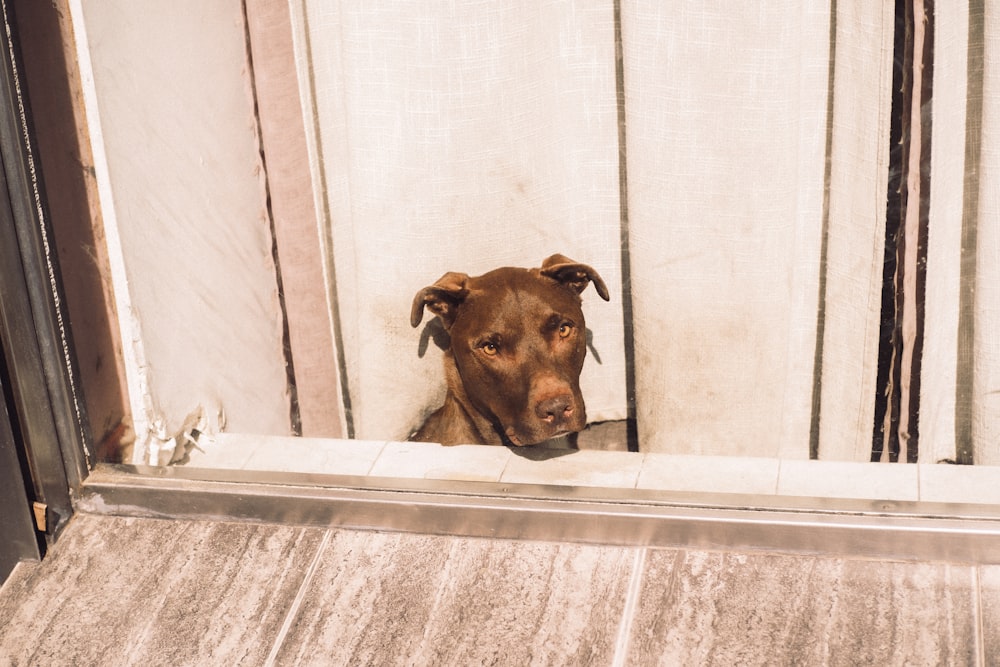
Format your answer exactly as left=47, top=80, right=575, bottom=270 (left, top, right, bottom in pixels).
left=411, top=254, right=610, bottom=446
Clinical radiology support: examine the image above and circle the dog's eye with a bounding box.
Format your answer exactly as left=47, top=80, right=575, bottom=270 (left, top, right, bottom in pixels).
left=558, top=323, right=573, bottom=338
left=481, top=342, right=499, bottom=356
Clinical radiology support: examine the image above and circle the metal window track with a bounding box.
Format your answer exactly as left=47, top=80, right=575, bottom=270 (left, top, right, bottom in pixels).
left=78, top=464, right=1000, bottom=563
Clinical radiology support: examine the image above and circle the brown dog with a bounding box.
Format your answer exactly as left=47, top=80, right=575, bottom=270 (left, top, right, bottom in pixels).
left=409, top=254, right=609, bottom=446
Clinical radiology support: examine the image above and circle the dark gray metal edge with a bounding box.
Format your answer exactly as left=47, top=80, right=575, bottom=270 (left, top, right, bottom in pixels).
left=0, top=0, right=91, bottom=536
left=77, top=464, right=1000, bottom=563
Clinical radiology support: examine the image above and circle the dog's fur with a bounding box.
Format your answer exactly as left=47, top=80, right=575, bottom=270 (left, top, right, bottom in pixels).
left=409, top=254, right=609, bottom=446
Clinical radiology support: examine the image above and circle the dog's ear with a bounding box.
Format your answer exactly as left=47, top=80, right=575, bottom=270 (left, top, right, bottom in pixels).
left=411, top=271, right=470, bottom=329
left=538, top=254, right=610, bottom=301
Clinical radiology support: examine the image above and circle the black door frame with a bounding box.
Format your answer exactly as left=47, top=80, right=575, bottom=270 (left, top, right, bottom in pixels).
left=0, top=369, right=39, bottom=582
left=0, top=0, right=92, bottom=575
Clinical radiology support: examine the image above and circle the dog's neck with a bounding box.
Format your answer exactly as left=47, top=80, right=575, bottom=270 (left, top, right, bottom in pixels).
left=442, top=351, right=508, bottom=446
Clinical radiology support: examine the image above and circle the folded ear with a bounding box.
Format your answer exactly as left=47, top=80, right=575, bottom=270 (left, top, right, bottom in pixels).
left=538, top=254, right=610, bottom=301
left=410, top=271, right=470, bottom=329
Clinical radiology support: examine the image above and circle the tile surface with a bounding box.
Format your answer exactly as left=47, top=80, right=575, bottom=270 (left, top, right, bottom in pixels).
left=240, top=435, right=385, bottom=475
left=181, top=432, right=1000, bottom=511
left=638, top=453, right=780, bottom=495
left=777, top=459, right=919, bottom=501
left=919, top=464, right=1000, bottom=505
left=0, top=513, right=990, bottom=666
left=189, top=432, right=386, bottom=475
left=627, top=549, right=978, bottom=666
left=368, top=440, right=512, bottom=482
left=501, top=447, right=644, bottom=488
left=273, top=531, right=636, bottom=665
left=0, top=514, right=325, bottom=666
left=979, top=565, right=1000, bottom=662
left=184, top=431, right=258, bottom=469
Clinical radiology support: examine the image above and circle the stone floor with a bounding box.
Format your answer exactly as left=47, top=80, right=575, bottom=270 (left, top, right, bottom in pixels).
left=0, top=513, right=996, bottom=665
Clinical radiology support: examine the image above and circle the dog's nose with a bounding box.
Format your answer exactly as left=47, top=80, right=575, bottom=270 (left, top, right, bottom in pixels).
left=535, top=394, right=574, bottom=425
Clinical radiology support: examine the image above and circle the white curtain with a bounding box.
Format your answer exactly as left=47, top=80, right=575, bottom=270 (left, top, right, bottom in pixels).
left=291, top=1, right=629, bottom=441
left=291, top=1, right=895, bottom=458
left=922, top=1, right=1000, bottom=464
left=622, top=2, right=893, bottom=458
left=623, top=2, right=893, bottom=458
